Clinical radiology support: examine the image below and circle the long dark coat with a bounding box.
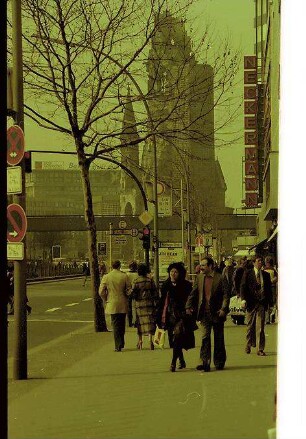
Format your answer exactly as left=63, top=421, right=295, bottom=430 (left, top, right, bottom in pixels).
left=157, top=279, right=196, bottom=350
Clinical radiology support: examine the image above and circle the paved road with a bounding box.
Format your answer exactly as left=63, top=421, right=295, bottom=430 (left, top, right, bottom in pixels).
left=8, top=278, right=96, bottom=356
left=8, top=279, right=277, bottom=439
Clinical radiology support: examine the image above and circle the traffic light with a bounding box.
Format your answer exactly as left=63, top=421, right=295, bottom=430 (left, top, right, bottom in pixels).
left=140, top=226, right=150, bottom=250
left=24, top=151, right=32, bottom=173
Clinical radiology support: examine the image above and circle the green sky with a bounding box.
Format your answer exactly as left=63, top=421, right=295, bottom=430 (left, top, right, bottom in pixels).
left=20, top=0, right=256, bottom=208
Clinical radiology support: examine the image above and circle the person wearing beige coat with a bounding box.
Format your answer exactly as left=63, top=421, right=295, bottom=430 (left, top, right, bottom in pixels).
left=99, top=260, right=131, bottom=351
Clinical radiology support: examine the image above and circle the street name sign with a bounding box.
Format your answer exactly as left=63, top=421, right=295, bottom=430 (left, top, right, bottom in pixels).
left=7, top=242, right=24, bottom=261
left=7, top=125, right=25, bottom=166
left=159, top=242, right=181, bottom=248
left=111, top=228, right=139, bottom=237
left=7, top=166, right=22, bottom=194
left=7, top=203, right=27, bottom=242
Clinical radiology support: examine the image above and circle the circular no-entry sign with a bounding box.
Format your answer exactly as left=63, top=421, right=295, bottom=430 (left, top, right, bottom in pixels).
left=7, top=125, right=25, bottom=166
left=7, top=203, right=27, bottom=242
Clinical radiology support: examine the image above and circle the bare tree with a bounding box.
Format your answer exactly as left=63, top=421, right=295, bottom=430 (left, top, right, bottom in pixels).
left=8, top=0, right=240, bottom=330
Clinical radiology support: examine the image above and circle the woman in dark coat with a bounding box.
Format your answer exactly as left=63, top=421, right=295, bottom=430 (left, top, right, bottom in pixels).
left=156, top=262, right=195, bottom=372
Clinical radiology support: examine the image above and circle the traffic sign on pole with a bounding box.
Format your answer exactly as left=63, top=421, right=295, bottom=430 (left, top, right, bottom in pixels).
left=7, top=125, right=25, bottom=166
left=7, top=166, right=22, bottom=194
left=7, top=242, right=24, bottom=260
left=7, top=203, right=27, bottom=242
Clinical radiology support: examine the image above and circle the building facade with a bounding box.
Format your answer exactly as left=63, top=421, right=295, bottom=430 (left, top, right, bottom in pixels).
left=253, top=0, right=280, bottom=259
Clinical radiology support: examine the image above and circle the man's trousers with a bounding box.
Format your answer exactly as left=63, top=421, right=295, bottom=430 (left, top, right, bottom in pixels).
left=245, top=303, right=265, bottom=351
left=198, top=311, right=226, bottom=369
left=111, top=313, right=126, bottom=350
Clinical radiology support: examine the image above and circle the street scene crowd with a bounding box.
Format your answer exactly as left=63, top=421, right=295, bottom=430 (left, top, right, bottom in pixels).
left=97, top=255, right=278, bottom=372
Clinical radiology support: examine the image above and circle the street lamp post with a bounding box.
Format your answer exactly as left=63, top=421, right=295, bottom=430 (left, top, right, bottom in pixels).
left=174, top=147, right=192, bottom=276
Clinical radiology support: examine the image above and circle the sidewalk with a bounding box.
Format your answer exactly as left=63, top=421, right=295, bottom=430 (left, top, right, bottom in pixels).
left=8, top=322, right=277, bottom=439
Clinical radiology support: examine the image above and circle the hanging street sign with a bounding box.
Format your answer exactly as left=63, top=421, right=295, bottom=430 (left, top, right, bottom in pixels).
left=7, top=242, right=24, bottom=261
left=111, top=228, right=139, bottom=237
left=7, top=166, right=22, bottom=194
left=7, top=203, right=27, bottom=242
left=7, top=125, right=25, bottom=166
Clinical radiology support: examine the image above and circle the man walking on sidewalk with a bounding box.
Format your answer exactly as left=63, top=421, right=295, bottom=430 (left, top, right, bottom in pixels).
left=99, top=260, right=131, bottom=351
left=240, top=256, right=273, bottom=356
left=186, top=257, right=230, bottom=372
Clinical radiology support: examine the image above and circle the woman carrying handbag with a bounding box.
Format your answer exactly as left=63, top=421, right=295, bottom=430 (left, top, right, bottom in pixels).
left=156, top=262, right=196, bottom=372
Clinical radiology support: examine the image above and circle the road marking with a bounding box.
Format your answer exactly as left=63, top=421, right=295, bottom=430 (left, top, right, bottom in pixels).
left=45, top=307, right=62, bottom=313
left=65, top=303, right=79, bottom=307
left=82, top=298, right=92, bottom=301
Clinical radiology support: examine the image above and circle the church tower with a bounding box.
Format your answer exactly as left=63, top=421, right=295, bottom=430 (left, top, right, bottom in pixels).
left=119, top=86, right=142, bottom=216
left=144, top=10, right=228, bottom=229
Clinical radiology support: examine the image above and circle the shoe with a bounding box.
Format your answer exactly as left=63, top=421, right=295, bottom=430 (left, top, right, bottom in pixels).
left=178, top=360, right=186, bottom=369
left=257, top=350, right=267, bottom=356
left=245, top=346, right=251, bottom=354
left=136, top=341, right=143, bottom=350
left=215, top=365, right=224, bottom=370
left=170, top=364, right=176, bottom=372
left=196, top=364, right=210, bottom=372
left=114, top=348, right=122, bottom=352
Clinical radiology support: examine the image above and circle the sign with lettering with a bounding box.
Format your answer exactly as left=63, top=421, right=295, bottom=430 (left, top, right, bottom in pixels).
left=243, top=55, right=259, bottom=208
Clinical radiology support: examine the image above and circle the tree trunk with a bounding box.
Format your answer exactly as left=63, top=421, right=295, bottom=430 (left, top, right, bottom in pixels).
left=78, top=151, right=107, bottom=332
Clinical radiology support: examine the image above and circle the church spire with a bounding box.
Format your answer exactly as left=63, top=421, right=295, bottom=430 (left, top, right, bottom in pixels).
left=121, top=85, right=139, bottom=143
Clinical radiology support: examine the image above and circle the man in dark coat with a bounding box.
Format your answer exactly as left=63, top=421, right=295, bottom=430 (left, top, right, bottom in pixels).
left=186, top=257, right=230, bottom=372
left=240, top=256, right=273, bottom=356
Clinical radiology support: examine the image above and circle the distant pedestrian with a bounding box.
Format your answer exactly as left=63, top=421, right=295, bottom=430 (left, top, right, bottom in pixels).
left=263, top=257, right=278, bottom=324
left=130, top=263, right=159, bottom=350
left=222, top=257, right=235, bottom=297
left=156, top=262, right=195, bottom=372
left=99, top=261, right=107, bottom=277
left=126, top=261, right=138, bottom=327
left=7, top=264, right=14, bottom=315
left=232, top=257, right=248, bottom=297
left=186, top=257, right=230, bottom=372
left=7, top=263, right=32, bottom=316
left=99, top=260, right=131, bottom=352
left=230, top=257, right=248, bottom=324
left=82, top=260, right=90, bottom=287
left=240, top=256, right=273, bottom=356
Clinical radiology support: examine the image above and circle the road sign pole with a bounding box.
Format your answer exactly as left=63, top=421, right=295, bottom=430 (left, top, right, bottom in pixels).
left=12, top=0, right=27, bottom=380
left=109, top=223, right=112, bottom=269
left=0, top=0, right=8, bottom=435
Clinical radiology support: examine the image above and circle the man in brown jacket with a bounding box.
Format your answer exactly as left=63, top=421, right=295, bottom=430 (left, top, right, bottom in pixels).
left=186, top=257, right=230, bottom=372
